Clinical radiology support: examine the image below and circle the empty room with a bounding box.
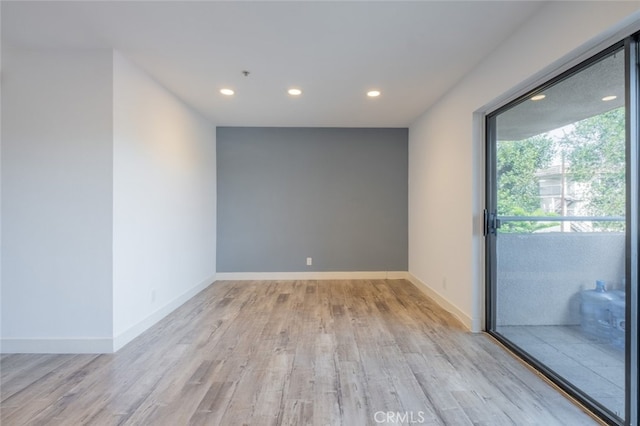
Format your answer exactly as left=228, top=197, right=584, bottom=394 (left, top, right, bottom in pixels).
left=2, top=1, right=640, bottom=425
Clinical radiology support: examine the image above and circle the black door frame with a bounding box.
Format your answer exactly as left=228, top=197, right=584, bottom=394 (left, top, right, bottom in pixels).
left=485, top=36, right=639, bottom=426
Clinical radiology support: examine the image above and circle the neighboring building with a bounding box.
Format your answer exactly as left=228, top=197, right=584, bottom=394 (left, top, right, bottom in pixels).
left=536, top=164, right=592, bottom=231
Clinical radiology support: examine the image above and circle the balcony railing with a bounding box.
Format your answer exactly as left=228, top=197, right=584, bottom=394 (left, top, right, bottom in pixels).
left=498, top=215, right=624, bottom=222
left=496, top=231, right=625, bottom=326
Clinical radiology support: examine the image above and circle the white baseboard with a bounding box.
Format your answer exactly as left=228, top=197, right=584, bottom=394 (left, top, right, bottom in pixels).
left=0, top=337, right=113, bottom=354
left=406, top=273, right=474, bottom=331
left=112, top=273, right=216, bottom=352
left=386, top=271, right=410, bottom=279
left=215, top=271, right=409, bottom=281
left=1, top=274, right=217, bottom=354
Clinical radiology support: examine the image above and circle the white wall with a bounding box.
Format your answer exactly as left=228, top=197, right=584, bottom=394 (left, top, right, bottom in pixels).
left=408, top=2, right=640, bottom=331
left=1, top=6, right=4, bottom=353
left=0, top=50, right=216, bottom=353
left=1, top=50, right=114, bottom=352
left=112, top=52, right=216, bottom=350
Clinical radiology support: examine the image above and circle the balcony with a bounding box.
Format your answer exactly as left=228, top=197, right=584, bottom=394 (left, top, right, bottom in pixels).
left=495, top=230, right=625, bottom=417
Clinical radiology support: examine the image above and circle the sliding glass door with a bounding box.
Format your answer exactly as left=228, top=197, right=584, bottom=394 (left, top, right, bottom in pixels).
left=486, top=37, right=638, bottom=425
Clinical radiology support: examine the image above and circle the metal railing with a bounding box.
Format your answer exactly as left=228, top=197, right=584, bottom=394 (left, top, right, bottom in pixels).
left=498, top=216, right=625, bottom=222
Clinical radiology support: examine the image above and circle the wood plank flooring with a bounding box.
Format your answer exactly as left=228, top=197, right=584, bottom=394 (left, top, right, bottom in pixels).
left=1, top=279, right=598, bottom=425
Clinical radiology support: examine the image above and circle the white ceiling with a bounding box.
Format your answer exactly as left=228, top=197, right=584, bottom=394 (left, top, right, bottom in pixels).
left=2, top=1, right=546, bottom=127
left=498, top=49, right=626, bottom=141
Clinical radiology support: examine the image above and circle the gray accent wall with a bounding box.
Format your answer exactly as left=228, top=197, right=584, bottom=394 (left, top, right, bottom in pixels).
left=217, top=127, right=408, bottom=272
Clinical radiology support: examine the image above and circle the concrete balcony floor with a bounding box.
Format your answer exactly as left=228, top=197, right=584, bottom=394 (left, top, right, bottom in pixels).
left=497, top=325, right=625, bottom=418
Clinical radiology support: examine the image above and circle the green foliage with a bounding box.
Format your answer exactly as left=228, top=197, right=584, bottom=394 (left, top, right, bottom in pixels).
left=566, top=107, right=625, bottom=231
left=497, top=135, right=557, bottom=233
left=499, top=208, right=560, bottom=233
left=496, top=107, right=626, bottom=233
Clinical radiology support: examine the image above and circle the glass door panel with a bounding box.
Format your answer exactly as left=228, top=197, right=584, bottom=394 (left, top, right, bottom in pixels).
left=488, top=48, right=627, bottom=421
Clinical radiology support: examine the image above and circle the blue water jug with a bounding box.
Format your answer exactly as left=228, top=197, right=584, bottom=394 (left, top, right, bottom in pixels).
left=610, top=292, right=625, bottom=350
left=580, top=280, right=615, bottom=342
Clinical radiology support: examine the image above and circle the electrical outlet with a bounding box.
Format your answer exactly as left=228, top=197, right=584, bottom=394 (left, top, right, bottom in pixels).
left=442, top=277, right=447, bottom=289
left=151, top=289, right=157, bottom=302
left=306, top=257, right=312, bottom=266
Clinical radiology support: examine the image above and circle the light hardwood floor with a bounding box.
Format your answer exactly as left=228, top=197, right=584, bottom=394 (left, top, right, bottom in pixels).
left=1, top=280, right=598, bottom=425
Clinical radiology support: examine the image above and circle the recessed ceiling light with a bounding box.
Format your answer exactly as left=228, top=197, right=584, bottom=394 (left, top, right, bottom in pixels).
left=288, top=88, right=302, bottom=96
left=220, top=88, right=234, bottom=96
left=531, top=94, right=546, bottom=101
left=602, top=95, right=617, bottom=101
left=367, top=90, right=381, bottom=97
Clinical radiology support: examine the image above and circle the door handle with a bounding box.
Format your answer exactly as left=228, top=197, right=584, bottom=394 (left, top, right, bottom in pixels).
left=484, top=209, right=501, bottom=236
